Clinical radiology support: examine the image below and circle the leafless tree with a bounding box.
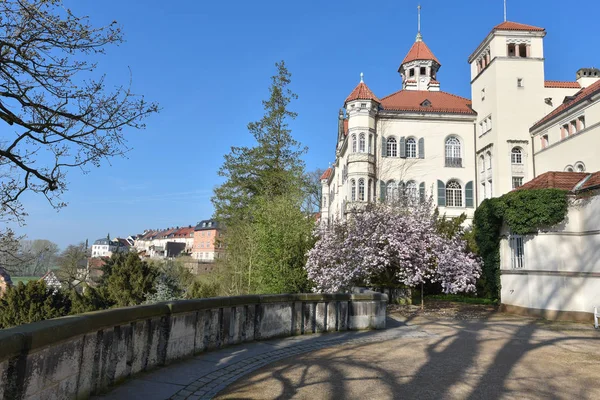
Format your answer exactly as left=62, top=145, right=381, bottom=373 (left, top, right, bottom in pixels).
left=56, top=242, right=88, bottom=289
left=0, top=0, right=158, bottom=225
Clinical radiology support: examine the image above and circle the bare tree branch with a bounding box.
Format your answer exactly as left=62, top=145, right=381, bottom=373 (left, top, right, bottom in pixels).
left=0, top=0, right=159, bottom=223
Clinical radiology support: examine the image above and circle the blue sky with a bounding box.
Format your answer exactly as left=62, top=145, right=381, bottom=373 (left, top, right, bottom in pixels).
left=13, top=0, right=600, bottom=248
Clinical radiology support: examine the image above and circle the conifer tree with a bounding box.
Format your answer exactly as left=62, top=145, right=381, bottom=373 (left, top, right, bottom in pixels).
left=212, top=61, right=307, bottom=224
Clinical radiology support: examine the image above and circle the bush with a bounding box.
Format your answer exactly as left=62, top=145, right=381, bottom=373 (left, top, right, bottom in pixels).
left=0, top=281, right=72, bottom=329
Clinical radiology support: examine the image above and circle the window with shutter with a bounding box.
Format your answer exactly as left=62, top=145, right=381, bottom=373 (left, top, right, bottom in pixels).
left=381, top=136, right=387, bottom=157
left=380, top=181, right=386, bottom=202
left=419, top=182, right=425, bottom=202
left=399, top=137, right=406, bottom=158
left=437, top=180, right=446, bottom=207
left=465, top=181, right=474, bottom=208
left=418, top=138, right=424, bottom=159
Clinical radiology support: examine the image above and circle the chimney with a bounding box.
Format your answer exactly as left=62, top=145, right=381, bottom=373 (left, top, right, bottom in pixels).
left=576, top=68, right=600, bottom=88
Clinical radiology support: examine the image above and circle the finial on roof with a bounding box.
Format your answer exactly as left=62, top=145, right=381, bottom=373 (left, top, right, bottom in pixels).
left=416, top=4, right=423, bottom=42
left=360, top=72, right=364, bottom=83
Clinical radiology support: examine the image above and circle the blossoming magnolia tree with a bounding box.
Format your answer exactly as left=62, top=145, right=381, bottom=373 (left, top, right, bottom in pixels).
left=306, top=197, right=481, bottom=304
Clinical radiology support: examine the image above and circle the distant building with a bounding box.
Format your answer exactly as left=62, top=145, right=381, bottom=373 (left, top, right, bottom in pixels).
left=192, top=220, right=222, bottom=262
left=91, top=238, right=130, bottom=258
left=500, top=171, right=600, bottom=321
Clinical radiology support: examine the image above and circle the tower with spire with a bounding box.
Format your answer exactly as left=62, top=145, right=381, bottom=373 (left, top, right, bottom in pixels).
left=398, top=5, right=441, bottom=91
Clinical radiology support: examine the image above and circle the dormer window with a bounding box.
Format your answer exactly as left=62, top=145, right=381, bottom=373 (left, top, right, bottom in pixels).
left=420, top=99, right=432, bottom=107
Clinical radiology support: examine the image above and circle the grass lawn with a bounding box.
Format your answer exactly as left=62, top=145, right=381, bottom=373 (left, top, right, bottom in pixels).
left=11, top=276, right=39, bottom=285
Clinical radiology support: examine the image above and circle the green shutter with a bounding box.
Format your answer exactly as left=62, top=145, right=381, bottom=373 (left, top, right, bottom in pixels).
left=418, top=137, right=425, bottom=159
left=381, top=136, right=387, bottom=157
left=465, top=181, right=474, bottom=208
left=419, top=182, right=425, bottom=202
left=437, top=180, right=446, bottom=207
left=380, top=180, right=387, bottom=202
left=399, top=137, right=406, bottom=158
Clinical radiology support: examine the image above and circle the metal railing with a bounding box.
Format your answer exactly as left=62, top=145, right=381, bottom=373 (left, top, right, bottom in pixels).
left=445, top=157, right=462, bottom=168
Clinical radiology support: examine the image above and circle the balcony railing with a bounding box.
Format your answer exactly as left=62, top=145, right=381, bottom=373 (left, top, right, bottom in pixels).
left=445, top=157, right=462, bottom=168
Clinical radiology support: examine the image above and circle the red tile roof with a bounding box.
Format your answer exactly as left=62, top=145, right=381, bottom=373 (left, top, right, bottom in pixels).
left=320, top=168, right=332, bottom=180
left=493, top=21, right=545, bottom=32
left=531, top=79, right=600, bottom=130
left=515, top=172, right=589, bottom=191
left=401, top=40, right=440, bottom=65
left=544, top=81, right=581, bottom=89
left=581, top=173, right=600, bottom=190
left=173, top=227, right=194, bottom=237
left=345, top=82, right=380, bottom=103
left=380, top=90, right=475, bottom=115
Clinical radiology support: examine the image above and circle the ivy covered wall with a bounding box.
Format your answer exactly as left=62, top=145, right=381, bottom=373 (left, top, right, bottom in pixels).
left=473, top=189, right=569, bottom=300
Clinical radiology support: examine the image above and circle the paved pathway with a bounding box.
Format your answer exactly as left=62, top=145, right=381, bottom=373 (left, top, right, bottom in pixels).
left=95, top=314, right=600, bottom=400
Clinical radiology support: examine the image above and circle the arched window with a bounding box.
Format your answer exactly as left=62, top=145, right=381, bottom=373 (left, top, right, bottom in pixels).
left=386, top=180, right=397, bottom=201
left=387, top=137, right=398, bottom=157
left=486, top=151, right=492, bottom=170
left=368, top=134, right=373, bottom=153
left=479, top=155, right=485, bottom=172
left=511, top=147, right=522, bottom=164
left=446, top=180, right=462, bottom=207
left=367, top=179, right=372, bottom=201
left=575, top=162, right=586, bottom=172
left=406, top=180, right=417, bottom=201
left=358, top=179, right=365, bottom=201
left=565, top=166, right=574, bottom=172
left=359, top=133, right=366, bottom=153
left=406, top=138, right=417, bottom=158
left=445, top=137, right=461, bottom=167
left=352, top=134, right=357, bottom=153
left=351, top=179, right=356, bottom=201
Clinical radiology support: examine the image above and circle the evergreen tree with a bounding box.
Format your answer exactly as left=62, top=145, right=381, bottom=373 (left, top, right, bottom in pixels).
left=0, top=281, right=72, bottom=329
left=100, top=253, right=158, bottom=307
left=212, top=61, right=307, bottom=224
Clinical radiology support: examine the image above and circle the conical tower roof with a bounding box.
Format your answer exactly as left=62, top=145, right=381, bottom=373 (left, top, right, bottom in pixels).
left=345, top=79, right=380, bottom=104
left=401, top=40, right=440, bottom=66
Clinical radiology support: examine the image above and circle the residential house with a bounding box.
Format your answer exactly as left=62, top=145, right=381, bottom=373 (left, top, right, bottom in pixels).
left=192, top=220, right=222, bottom=262
left=91, top=238, right=130, bottom=258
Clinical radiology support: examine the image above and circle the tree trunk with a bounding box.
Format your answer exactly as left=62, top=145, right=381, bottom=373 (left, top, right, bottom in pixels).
left=421, top=282, right=424, bottom=310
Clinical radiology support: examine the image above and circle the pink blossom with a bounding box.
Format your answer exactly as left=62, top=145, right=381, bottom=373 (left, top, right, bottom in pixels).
left=306, top=197, right=481, bottom=294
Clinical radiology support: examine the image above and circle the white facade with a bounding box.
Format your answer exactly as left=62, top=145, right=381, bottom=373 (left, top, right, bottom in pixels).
left=91, top=239, right=129, bottom=258
left=500, top=187, right=600, bottom=318
left=322, top=35, right=477, bottom=224
left=469, top=22, right=582, bottom=198
left=531, top=70, right=600, bottom=175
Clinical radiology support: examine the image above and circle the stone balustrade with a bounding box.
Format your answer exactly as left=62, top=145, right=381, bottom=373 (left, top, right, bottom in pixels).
left=0, top=293, right=387, bottom=399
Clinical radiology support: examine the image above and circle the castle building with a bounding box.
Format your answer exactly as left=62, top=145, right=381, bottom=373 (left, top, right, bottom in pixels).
left=320, top=18, right=600, bottom=224
left=321, top=29, right=477, bottom=226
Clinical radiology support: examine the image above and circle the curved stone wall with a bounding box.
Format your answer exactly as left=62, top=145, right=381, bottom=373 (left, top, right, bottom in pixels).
left=0, top=293, right=387, bottom=399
